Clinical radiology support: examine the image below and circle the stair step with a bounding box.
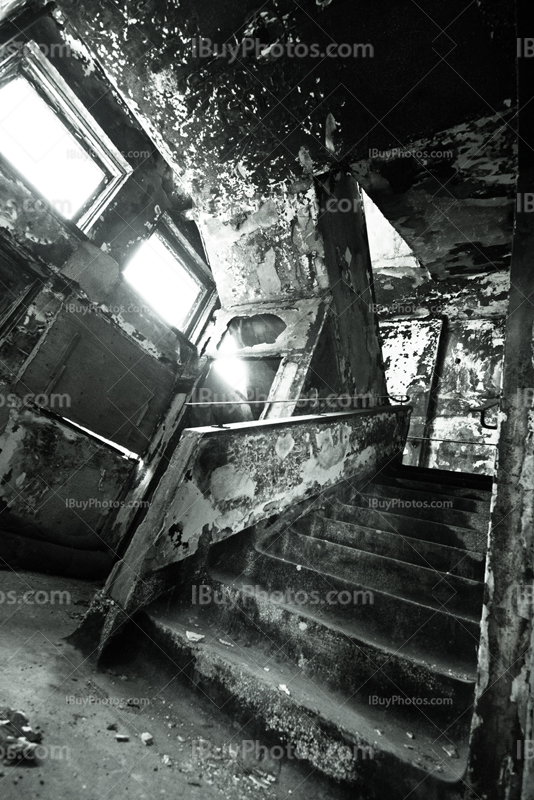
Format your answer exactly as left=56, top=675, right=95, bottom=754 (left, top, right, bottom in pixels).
left=259, top=531, right=483, bottom=617
left=349, top=492, right=488, bottom=533
left=290, top=515, right=485, bottom=581
left=207, top=568, right=477, bottom=706
left=140, top=607, right=469, bottom=797
left=372, top=474, right=493, bottom=504
left=359, top=483, right=490, bottom=523
left=328, top=500, right=487, bottom=553
left=210, top=538, right=481, bottom=665
left=389, top=465, right=493, bottom=490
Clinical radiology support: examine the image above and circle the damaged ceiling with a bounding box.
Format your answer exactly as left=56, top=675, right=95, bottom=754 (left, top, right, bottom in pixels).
left=46, top=0, right=516, bottom=308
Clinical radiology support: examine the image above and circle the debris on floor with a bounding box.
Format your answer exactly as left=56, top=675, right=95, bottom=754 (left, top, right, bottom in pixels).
left=0, top=708, right=43, bottom=764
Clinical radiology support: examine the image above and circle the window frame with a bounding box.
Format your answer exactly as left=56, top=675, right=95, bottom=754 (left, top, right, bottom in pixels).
left=0, top=40, right=132, bottom=231
left=129, top=213, right=218, bottom=342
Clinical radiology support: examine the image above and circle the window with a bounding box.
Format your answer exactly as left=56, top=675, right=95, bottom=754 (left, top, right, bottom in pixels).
left=124, top=214, right=217, bottom=339
left=0, top=41, right=131, bottom=230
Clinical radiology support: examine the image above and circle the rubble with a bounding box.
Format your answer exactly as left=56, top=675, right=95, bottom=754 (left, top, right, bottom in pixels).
left=0, top=708, right=43, bottom=763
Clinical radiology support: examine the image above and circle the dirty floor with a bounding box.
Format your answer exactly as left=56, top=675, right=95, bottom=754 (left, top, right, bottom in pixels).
left=0, top=570, right=357, bottom=800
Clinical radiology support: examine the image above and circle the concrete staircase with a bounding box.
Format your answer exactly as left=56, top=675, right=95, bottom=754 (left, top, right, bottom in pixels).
left=139, top=465, right=492, bottom=799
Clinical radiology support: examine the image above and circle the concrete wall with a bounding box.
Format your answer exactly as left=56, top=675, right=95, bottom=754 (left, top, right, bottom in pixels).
left=466, top=7, right=534, bottom=795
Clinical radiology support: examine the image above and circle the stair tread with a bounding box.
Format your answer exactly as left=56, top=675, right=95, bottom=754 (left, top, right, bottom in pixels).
left=389, top=465, right=493, bottom=489
left=334, top=498, right=486, bottom=535
left=362, top=484, right=491, bottom=515
left=372, top=475, right=493, bottom=503
left=329, top=499, right=487, bottom=552
left=293, top=515, right=484, bottom=580
left=346, top=492, right=488, bottom=533
left=144, top=605, right=470, bottom=784
left=262, top=528, right=483, bottom=586
left=310, top=515, right=486, bottom=565
left=211, top=567, right=478, bottom=683
left=257, top=535, right=483, bottom=618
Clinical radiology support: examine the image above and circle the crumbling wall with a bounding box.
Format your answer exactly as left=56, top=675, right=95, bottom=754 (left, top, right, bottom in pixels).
left=351, top=111, right=516, bottom=281
left=0, top=407, right=134, bottom=551
left=425, top=319, right=502, bottom=475
left=0, top=10, right=204, bottom=566
left=101, top=406, right=411, bottom=641
left=380, top=318, right=503, bottom=474
left=466, top=11, right=534, bottom=793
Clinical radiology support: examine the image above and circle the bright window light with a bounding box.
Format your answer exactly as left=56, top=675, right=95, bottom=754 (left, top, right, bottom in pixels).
left=213, top=334, right=248, bottom=395
left=123, top=232, right=203, bottom=330
left=0, top=76, right=105, bottom=217
left=361, top=188, right=420, bottom=270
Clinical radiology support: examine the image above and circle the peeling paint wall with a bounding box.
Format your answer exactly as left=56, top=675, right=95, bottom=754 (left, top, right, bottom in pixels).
left=380, top=319, right=443, bottom=467
left=105, top=406, right=411, bottom=618
left=51, top=0, right=514, bottom=209
left=380, top=318, right=503, bottom=475
left=318, top=172, right=388, bottom=399
left=466, top=22, right=534, bottom=795
left=0, top=10, right=204, bottom=560
left=425, top=319, right=503, bottom=475
left=352, top=111, right=516, bottom=281
left=0, top=407, right=133, bottom=551
left=197, top=188, right=327, bottom=307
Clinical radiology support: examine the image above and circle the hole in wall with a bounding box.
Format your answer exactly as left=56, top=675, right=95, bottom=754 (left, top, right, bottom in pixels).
left=222, top=314, right=287, bottom=348
left=191, top=357, right=282, bottom=426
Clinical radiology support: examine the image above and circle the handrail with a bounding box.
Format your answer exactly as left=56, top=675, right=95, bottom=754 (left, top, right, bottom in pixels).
left=188, top=404, right=411, bottom=433
left=407, top=436, right=497, bottom=446
left=185, top=393, right=411, bottom=407
left=468, top=399, right=500, bottom=430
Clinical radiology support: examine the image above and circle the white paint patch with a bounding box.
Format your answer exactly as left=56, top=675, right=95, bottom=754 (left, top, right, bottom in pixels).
left=275, top=432, right=295, bottom=460
left=210, top=465, right=256, bottom=503
left=257, top=248, right=282, bottom=295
